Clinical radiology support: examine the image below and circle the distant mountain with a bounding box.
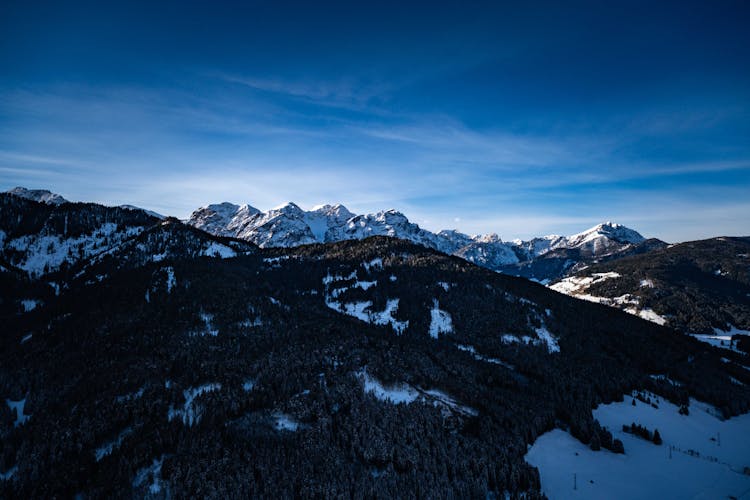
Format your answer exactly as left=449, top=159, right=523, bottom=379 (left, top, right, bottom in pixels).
left=187, top=202, right=659, bottom=281
left=5, top=187, right=68, bottom=205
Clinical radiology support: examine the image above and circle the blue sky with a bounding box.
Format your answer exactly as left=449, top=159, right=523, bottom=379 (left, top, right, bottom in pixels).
left=1, top=0, right=748, bottom=242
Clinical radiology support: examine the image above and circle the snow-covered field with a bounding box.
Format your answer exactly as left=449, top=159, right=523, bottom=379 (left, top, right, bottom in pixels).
left=526, top=394, right=750, bottom=499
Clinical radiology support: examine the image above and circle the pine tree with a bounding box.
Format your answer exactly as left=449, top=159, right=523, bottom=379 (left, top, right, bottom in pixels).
left=652, top=429, right=662, bottom=445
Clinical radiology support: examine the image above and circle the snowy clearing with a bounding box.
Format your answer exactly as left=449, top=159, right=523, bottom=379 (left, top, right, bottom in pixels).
left=358, top=370, right=477, bottom=416
left=273, top=412, right=301, bottom=432
left=6, top=398, right=30, bottom=427
left=200, top=241, right=237, bottom=258
left=428, top=299, right=453, bottom=338
left=167, top=383, right=221, bottom=426
left=526, top=394, right=750, bottom=499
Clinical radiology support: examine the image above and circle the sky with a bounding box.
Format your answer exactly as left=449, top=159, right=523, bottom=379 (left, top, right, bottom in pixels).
left=1, top=0, right=749, bottom=242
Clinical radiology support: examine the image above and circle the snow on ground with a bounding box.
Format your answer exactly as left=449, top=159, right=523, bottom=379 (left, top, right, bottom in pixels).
left=423, top=389, right=478, bottom=417
left=20, top=333, right=32, bottom=344
left=359, top=370, right=420, bottom=404
left=323, top=272, right=408, bottom=334
left=95, top=427, right=133, bottom=461
left=7, top=223, right=144, bottom=277
left=200, top=241, right=236, bottom=258
left=132, top=456, right=167, bottom=495
left=428, top=299, right=453, bottom=338
left=649, top=374, right=683, bottom=387
left=116, top=387, right=145, bottom=403
left=194, top=312, right=219, bottom=336
left=0, top=466, right=17, bottom=480
left=501, top=322, right=560, bottom=353
left=549, top=272, right=621, bottom=295
left=437, top=281, right=451, bottom=291
left=358, top=370, right=478, bottom=415
left=692, top=326, right=749, bottom=354
left=20, top=299, right=40, bottom=312
left=167, top=383, right=221, bottom=426
left=370, top=298, right=409, bottom=334
left=164, top=267, right=176, bottom=293
left=6, top=398, right=29, bottom=427
left=273, top=412, right=301, bottom=432
left=526, top=394, right=750, bottom=500
left=551, top=274, right=671, bottom=327
left=625, top=307, right=667, bottom=326
left=389, top=275, right=397, bottom=282
left=242, top=379, right=255, bottom=392
left=362, top=257, right=383, bottom=272
left=535, top=325, right=560, bottom=353
left=456, top=344, right=515, bottom=370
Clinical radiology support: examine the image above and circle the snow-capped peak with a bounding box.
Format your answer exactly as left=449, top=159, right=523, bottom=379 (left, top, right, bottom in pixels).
left=568, top=221, right=645, bottom=246
left=6, top=187, right=68, bottom=205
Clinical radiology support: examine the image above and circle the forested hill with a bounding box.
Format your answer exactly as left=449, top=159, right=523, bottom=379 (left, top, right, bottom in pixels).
left=551, top=236, right=750, bottom=334
left=2, top=217, right=748, bottom=497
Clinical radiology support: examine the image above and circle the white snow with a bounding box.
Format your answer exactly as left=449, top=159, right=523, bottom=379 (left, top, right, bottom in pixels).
left=167, top=383, right=221, bottom=426
left=164, top=267, right=176, bottom=293
left=535, top=325, right=560, bottom=353
left=200, top=242, right=236, bottom=259
left=132, top=456, right=166, bottom=494
left=20, top=299, right=40, bottom=312
left=428, top=299, right=453, bottom=338
left=526, top=394, right=750, bottom=500
left=6, top=398, right=29, bottom=427
left=501, top=323, right=559, bottom=353
left=389, top=275, right=397, bottom=282
left=7, top=223, right=143, bottom=277
left=437, top=281, right=452, bottom=291
left=273, top=412, right=301, bottom=432
left=639, top=279, right=655, bottom=288
left=625, top=307, right=667, bottom=326
left=456, top=344, right=515, bottom=369
left=359, top=370, right=420, bottom=404
left=358, top=370, right=477, bottom=416
left=423, top=389, right=478, bottom=417
left=691, top=326, right=749, bottom=353
left=194, top=312, right=219, bottom=336
left=242, top=379, right=255, bottom=392
left=0, top=466, right=17, bottom=481
left=362, top=257, right=383, bottom=272
left=94, top=427, right=133, bottom=461
left=369, top=298, right=409, bottom=334
left=20, top=333, right=32, bottom=344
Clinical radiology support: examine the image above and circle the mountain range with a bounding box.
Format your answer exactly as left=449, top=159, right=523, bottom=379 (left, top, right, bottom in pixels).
left=2, top=188, right=749, bottom=498
left=185, top=200, right=661, bottom=282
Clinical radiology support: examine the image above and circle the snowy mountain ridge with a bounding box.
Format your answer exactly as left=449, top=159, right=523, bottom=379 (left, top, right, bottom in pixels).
left=6, top=187, right=68, bottom=205
left=186, top=200, right=649, bottom=276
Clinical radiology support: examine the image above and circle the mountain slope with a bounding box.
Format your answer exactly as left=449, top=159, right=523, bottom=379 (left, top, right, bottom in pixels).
left=550, top=236, right=750, bottom=334
left=1, top=228, right=747, bottom=497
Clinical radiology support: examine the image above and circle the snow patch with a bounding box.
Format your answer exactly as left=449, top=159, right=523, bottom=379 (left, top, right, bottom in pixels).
left=6, top=398, right=29, bottom=427
left=132, top=456, right=167, bottom=495
left=95, top=427, right=133, bottom=461
left=21, top=299, right=40, bottom=312
left=428, top=299, right=453, bottom=338
left=526, top=394, right=750, bottom=500
left=362, top=257, right=383, bottom=272
left=167, top=383, right=221, bottom=426
left=273, top=412, right=301, bottom=432
left=200, top=242, right=236, bottom=259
